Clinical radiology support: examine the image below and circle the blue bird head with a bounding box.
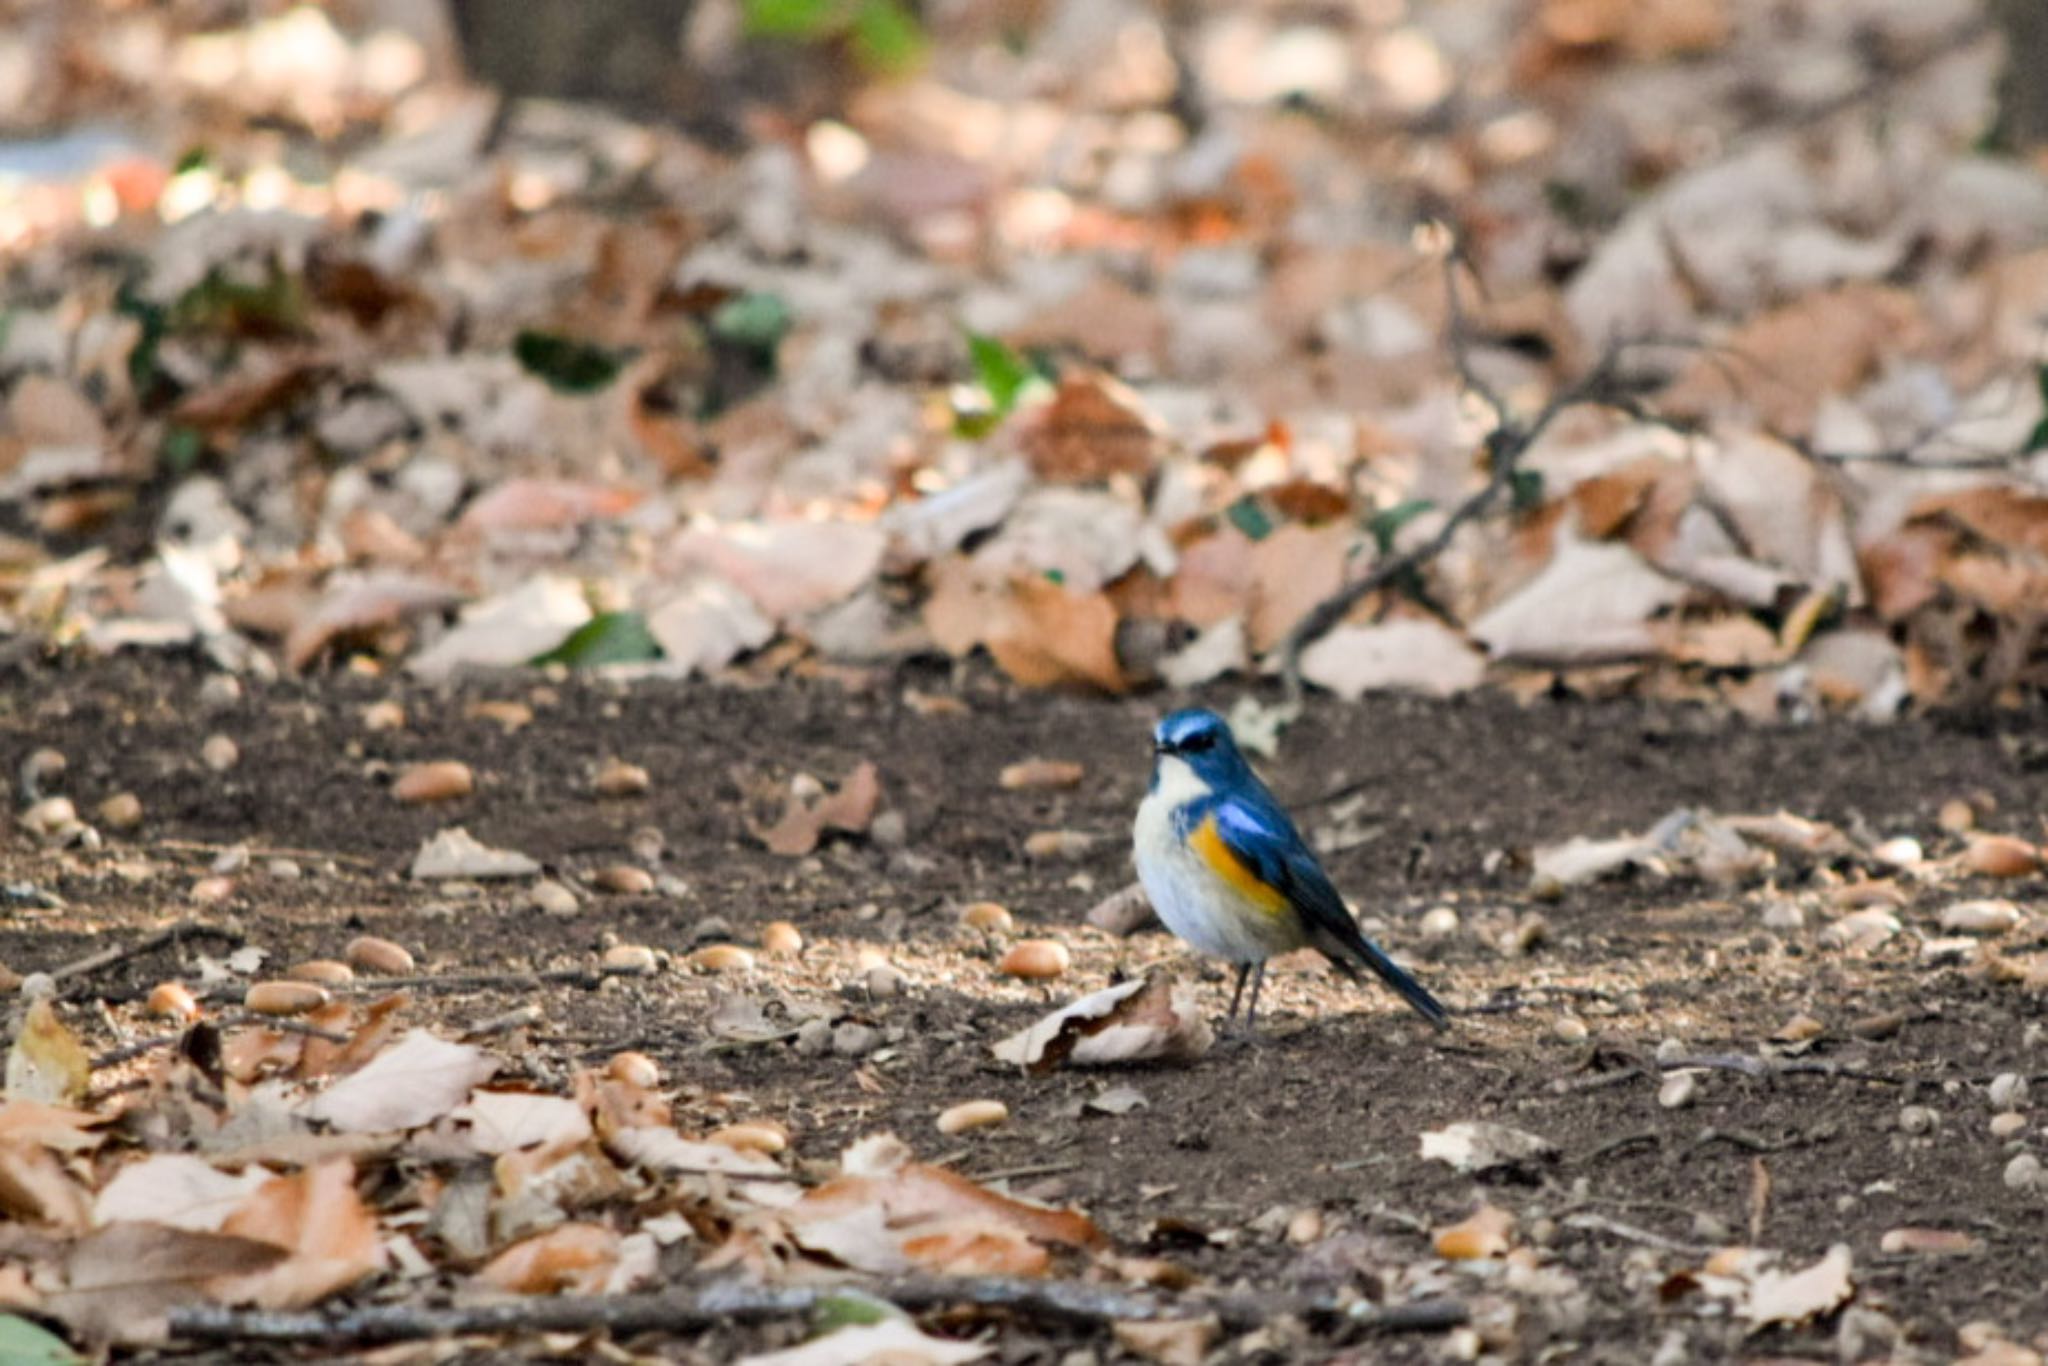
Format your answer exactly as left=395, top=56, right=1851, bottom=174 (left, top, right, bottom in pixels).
left=1151, top=708, right=1252, bottom=785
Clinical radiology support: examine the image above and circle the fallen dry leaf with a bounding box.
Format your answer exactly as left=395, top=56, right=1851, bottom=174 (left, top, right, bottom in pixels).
left=749, top=761, right=881, bottom=856
left=208, top=1159, right=387, bottom=1309
left=449, top=1089, right=593, bottom=1155
left=1433, top=1203, right=1516, bottom=1260
left=0, top=1138, right=92, bottom=1231
left=1015, top=370, right=1167, bottom=483
left=1419, top=1122, right=1558, bottom=1176
left=477, top=1222, right=630, bottom=1295
left=92, top=1154, right=275, bottom=1232
left=5, top=1000, right=91, bottom=1106
left=738, top=1318, right=990, bottom=1366
left=1743, top=1243, right=1853, bottom=1330
left=408, top=826, right=541, bottom=880
left=991, top=974, right=1214, bottom=1072
left=1113, top=1315, right=1219, bottom=1366
left=42, top=1222, right=284, bottom=1344
left=300, top=1029, right=497, bottom=1132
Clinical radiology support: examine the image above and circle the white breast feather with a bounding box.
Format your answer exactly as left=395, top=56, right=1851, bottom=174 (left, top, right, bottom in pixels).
left=1133, top=755, right=1306, bottom=964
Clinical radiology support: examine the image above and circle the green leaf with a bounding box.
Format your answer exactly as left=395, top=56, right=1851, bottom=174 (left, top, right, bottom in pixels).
left=1509, top=468, right=1545, bottom=511
left=513, top=331, right=624, bottom=394
left=965, top=332, right=1033, bottom=417
left=531, top=612, right=663, bottom=669
left=161, top=424, right=207, bottom=475
left=170, top=263, right=307, bottom=338
left=0, top=1314, right=81, bottom=1365
left=742, top=0, right=844, bottom=39
left=809, top=1290, right=902, bottom=1333
left=849, top=0, right=927, bottom=73
left=1367, top=497, right=1433, bottom=553
left=1224, top=495, right=1274, bottom=542
left=173, top=145, right=211, bottom=175
left=710, top=292, right=793, bottom=357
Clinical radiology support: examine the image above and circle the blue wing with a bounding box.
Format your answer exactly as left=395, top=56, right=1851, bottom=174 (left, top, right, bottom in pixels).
left=1209, top=793, right=1450, bottom=1030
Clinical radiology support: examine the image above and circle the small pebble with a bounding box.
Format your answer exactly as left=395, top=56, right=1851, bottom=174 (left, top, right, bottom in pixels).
left=1024, top=830, right=1095, bottom=860
left=595, top=759, right=651, bottom=798
left=394, top=761, right=474, bottom=804
left=628, top=827, right=666, bottom=863
left=1941, top=900, right=2022, bottom=935
left=362, top=700, right=406, bottom=732
left=937, top=1099, right=1009, bottom=1135
left=1897, top=1104, right=1939, bottom=1135
left=608, top=1052, right=660, bottom=1088
left=1989, top=1073, right=2029, bottom=1112
left=795, top=1017, right=833, bottom=1055
left=833, top=1021, right=882, bottom=1056
left=1418, top=906, right=1459, bottom=939
left=692, top=944, right=755, bottom=973
left=1759, top=900, right=1804, bottom=932
left=288, top=960, right=355, bottom=986
left=20, top=796, right=77, bottom=839
left=2002, top=1152, right=2041, bottom=1192
left=1937, top=798, right=1977, bottom=833
left=1658, top=1071, right=1697, bottom=1109
left=201, top=734, right=240, bottom=772
left=1871, top=836, right=1923, bottom=868
left=469, top=700, right=534, bottom=731
left=189, top=876, right=234, bottom=904
left=345, top=935, right=414, bottom=975
left=97, top=792, right=143, bottom=831
left=712, top=1122, right=788, bottom=1154
left=1286, top=1208, right=1324, bottom=1246
left=1774, top=1013, right=1825, bottom=1043
left=1654, top=1037, right=1686, bottom=1064
left=245, top=981, right=328, bottom=1015
left=147, top=981, right=199, bottom=1020
left=530, top=881, right=579, bottom=916
left=1000, top=940, right=1070, bottom=979
left=602, top=944, right=659, bottom=974
left=959, top=902, right=1015, bottom=934
left=865, top=964, right=906, bottom=997
left=265, top=858, right=302, bottom=881
left=760, top=921, right=803, bottom=956
left=1990, top=1112, right=2027, bottom=1139
left=1553, top=1016, right=1589, bottom=1044
left=198, top=675, right=242, bottom=707
left=593, top=865, right=655, bottom=896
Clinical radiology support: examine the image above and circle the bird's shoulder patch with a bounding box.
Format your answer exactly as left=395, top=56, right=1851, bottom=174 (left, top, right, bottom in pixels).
left=1189, top=811, right=1289, bottom=915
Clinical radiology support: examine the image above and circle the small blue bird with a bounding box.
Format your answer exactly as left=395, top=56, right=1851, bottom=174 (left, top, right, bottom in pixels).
left=1133, top=708, right=1449, bottom=1034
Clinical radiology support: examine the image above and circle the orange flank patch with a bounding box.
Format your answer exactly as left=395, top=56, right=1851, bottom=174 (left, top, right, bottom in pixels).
left=1189, top=816, right=1289, bottom=915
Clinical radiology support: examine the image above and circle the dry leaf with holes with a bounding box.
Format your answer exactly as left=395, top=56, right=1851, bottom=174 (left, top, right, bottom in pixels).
left=207, top=1158, right=387, bottom=1309
left=749, top=761, right=882, bottom=856
left=992, top=974, right=1214, bottom=1073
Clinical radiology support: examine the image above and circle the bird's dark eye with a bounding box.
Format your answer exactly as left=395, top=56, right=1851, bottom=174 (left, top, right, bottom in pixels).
left=1180, top=732, right=1215, bottom=753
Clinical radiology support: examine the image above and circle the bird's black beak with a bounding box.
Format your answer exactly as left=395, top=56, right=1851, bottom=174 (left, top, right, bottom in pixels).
left=1151, top=740, right=1169, bottom=756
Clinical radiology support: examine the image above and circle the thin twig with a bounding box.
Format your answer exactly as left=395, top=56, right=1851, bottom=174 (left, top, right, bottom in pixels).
left=1561, top=1213, right=1709, bottom=1256
left=149, top=838, right=379, bottom=869
left=90, top=1014, right=352, bottom=1070
left=49, top=922, right=243, bottom=984
left=166, top=1278, right=1470, bottom=1344
left=1659, top=1053, right=1905, bottom=1086
left=345, top=967, right=641, bottom=995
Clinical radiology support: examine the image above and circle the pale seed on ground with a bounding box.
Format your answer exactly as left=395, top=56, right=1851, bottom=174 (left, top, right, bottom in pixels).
left=1419, top=906, right=1459, bottom=938
left=1774, top=1013, right=1825, bottom=1043
left=1989, top=1073, right=2029, bottom=1111
left=189, top=876, right=234, bottom=904
left=147, top=981, right=199, bottom=1020
left=1938, top=799, right=1977, bottom=833
left=246, top=981, right=328, bottom=1015
left=1990, top=1112, right=2027, bottom=1139
left=712, top=1122, right=790, bottom=1154
left=865, top=964, right=906, bottom=996
left=362, top=700, right=406, bottom=732
left=469, top=700, right=533, bottom=731
left=794, top=1018, right=833, bottom=1055
left=593, top=865, right=655, bottom=895
left=1760, top=900, right=1804, bottom=932
left=530, top=881, right=579, bottom=915
left=833, top=1022, right=882, bottom=1056
left=2002, top=1152, right=2041, bottom=1192
left=854, top=945, right=890, bottom=971
left=96, top=792, right=143, bottom=831
left=937, top=1100, right=1008, bottom=1135
left=1872, top=837, right=1923, bottom=868
left=959, top=902, right=1014, bottom=934
left=201, top=734, right=239, bottom=772
left=1000, top=940, right=1070, bottom=979
left=394, top=761, right=474, bottom=804
left=602, top=944, right=659, bottom=973
left=1654, top=1037, right=1686, bottom=1063
left=266, top=858, right=301, bottom=880
left=761, top=921, right=803, bottom=955
left=1553, top=1016, right=1589, bottom=1044
left=1286, top=1208, right=1324, bottom=1245
left=608, top=1052, right=660, bottom=1087
left=1942, top=900, right=2022, bottom=935
left=288, top=960, right=355, bottom=986
left=1658, top=1071, right=1697, bottom=1109
left=1897, top=1105, right=1939, bottom=1135
left=692, top=944, right=755, bottom=973
left=1964, top=834, right=2038, bottom=878
left=1879, top=1227, right=1980, bottom=1255
left=999, top=759, right=1085, bottom=790
left=1024, top=830, right=1095, bottom=860
left=20, top=797, right=76, bottom=838
left=595, top=759, right=651, bottom=798
left=345, top=936, right=414, bottom=975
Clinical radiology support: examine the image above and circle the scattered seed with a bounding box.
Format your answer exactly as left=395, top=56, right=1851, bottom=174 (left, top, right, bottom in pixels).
left=595, top=759, right=651, bottom=798
left=530, top=881, right=579, bottom=916
left=1434, top=1204, right=1515, bottom=1260
left=593, top=865, right=655, bottom=896
left=602, top=944, right=659, bottom=974
left=1897, top=1105, right=1939, bottom=1135
left=1419, top=906, right=1459, bottom=939
left=1000, top=940, right=1070, bottom=979
left=1937, top=798, right=1977, bottom=833
left=712, top=1122, right=789, bottom=1154
left=2002, top=1152, right=2041, bottom=1193
left=794, top=1018, right=833, bottom=1055
left=189, top=876, right=234, bottom=904
left=692, top=944, right=755, bottom=973
left=1552, top=1016, right=1588, bottom=1044
left=201, top=734, right=240, bottom=772
left=1654, top=1037, right=1686, bottom=1063
left=1989, top=1073, right=2029, bottom=1112
left=1024, top=830, right=1095, bottom=860
left=362, top=700, right=406, bottom=732
left=469, top=700, right=533, bottom=732
left=1760, top=900, right=1804, bottom=932
left=245, top=981, right=329, bottom=1015
left=1964, top=834, right=2038, bottom=878
left=1658, top=1071, right=1697, bottom=1109
left=1879, top=1227, right=1980, bottom=1255
left=1872, top=836, right=1923, bottom=868
left=959, top=902, right=1015, bottom=934
left=345, top=936, right=415, bottom=975
left=854, top=945, right=890, bottom=971
left=1286, top=1208, right=1324, bottom=1245
left=20, top=797, right=77, bottom=838
left=95, top=792, right=143, bottom=831
left=865, top=964, right=906, bottom=997
left=394, top=760, right=474, bottom=804
left=1942, top=900, right=2022, bottom=935
left=833, top=1022, right=882, bottom=1056
left=761, top=921, right=803, bottom=956
left=266, top=858, right=302, bottom=881
left=937, top=1099, right=1009, bottom=1135
left=1773, top=1013, right=1825, bottom=1043
left=1990, top=1113, right=2027, bottom=1139
left=608, top=1052, right=661, bottom=1088
left=288, top=960, right=355, bottom=986
left=1000, top=758, right=1085, bottom=790
left=147, top=981, right=199, bottom=1020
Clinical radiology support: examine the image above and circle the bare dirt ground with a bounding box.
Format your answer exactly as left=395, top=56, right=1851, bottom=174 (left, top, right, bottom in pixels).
left=3, top=655, right=2046, bottom=1362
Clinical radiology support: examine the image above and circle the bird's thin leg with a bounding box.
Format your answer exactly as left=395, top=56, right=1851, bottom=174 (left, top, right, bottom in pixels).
left=1226, top=963, right=1251, bottom=1024
left=1243, top=962, right=1267, bottom=1034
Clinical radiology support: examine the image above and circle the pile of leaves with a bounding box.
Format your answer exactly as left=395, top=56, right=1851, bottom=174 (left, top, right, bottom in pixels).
left=3, top=0, right=2048, bottom=715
